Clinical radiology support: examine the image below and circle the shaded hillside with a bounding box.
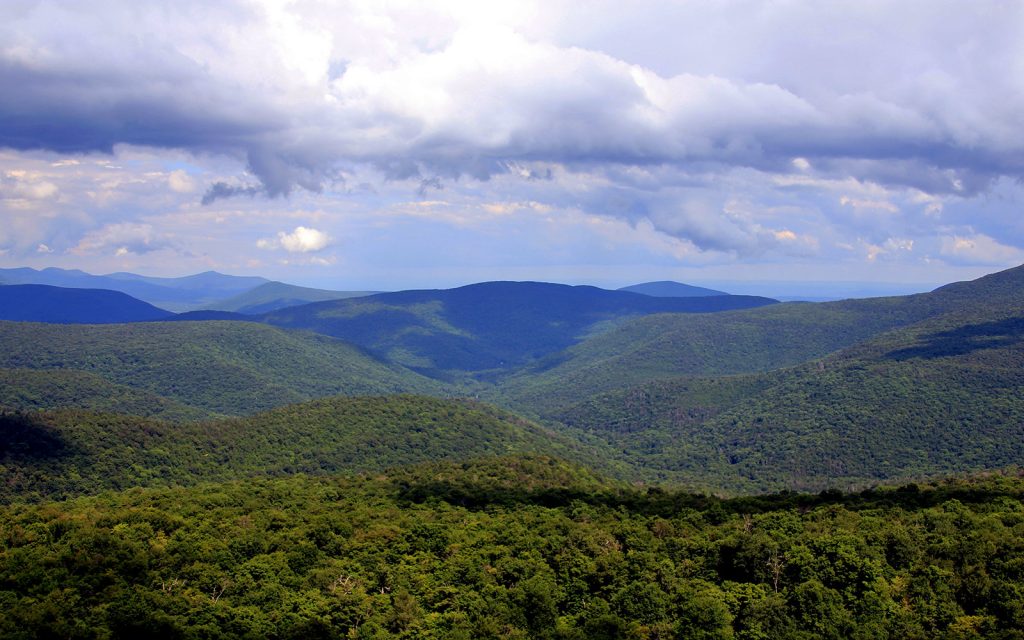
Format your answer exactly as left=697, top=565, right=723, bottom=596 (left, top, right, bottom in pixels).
left=618, top=280, right=728, bottom=297
left=0, top=284, right=172, bottom=323
left=0, top=396, right=585, bottom=502
left=0, top=267, right=268, bottom=312
left=260, top=281, right=776, bottom=378
left=497, top=265, right=1024, bottom=414
left=205, top=280, right=375, bottom=314
left=0, top=320, right=442, bottom=417
left=550, top=285, right=1024, bottom=492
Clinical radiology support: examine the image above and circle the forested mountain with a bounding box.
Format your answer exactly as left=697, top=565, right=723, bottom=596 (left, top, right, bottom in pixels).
left=259, top=281, right=777, bottom=378
left=0, top=267, right=268, bottom=312
left=546, top=268, right=1024, bottom=491
left=204, top=280, right=376, bottom=314
left=497, top=265, right=1024, bottom=414
left=618, top=280, right=728, bottom=297
left=0, top=284, right=172, bottom=323
left=0, top=321, right=442, bottom=418
left=0, top=396, right=585, bottom=502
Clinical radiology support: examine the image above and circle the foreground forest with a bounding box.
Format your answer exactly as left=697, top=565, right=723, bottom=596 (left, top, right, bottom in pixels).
left=2, top=459, right=1024, bottom=639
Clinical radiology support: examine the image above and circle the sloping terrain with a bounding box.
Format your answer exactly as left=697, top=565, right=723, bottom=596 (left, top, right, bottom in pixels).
left=204, top=280, right=375, bottom=314
left=0, top=320, right=442, bottom=417
left=0, top=284, right=172, bottom=323
left=0, top=396, right=584, bottom=502
left=497, top=265, right=1024, bottom=414
left=0, top=368, right=207, bottom=422
left=260, top=281, right=776, bottom=378
left=549, top=272, right=1024, bottom=491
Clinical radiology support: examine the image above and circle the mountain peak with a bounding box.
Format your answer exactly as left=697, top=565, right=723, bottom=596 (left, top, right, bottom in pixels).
left=618, top=281, right=729, bottom=298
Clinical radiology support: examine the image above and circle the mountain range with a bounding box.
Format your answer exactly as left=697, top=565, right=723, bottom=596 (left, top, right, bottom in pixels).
left=0, top=263, right=1022, bottom=494
left=0, top=267, right=370, bottom=313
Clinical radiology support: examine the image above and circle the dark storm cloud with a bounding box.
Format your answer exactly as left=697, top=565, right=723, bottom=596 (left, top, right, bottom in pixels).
left=1, top=0, right=1022, bottom=215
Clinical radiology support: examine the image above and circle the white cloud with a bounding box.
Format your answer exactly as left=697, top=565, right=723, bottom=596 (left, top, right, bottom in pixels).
left=258, top=226, right=332, bottom=253
left=168, top=169, right=195, bottom=193
left=72, top=223, right=171, bottom=256
left=940, top=234, right=1024, bottom=266
left=36, top=243, right=52, bottom=253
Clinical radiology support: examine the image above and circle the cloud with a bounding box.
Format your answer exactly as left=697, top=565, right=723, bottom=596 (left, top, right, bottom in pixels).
left=1, top=170, right=59, bottom=202
left=167, top=169, right=195, bottom=193
left=0, top=1, right=1021, bottom=203
left=72, top=222, right=173, bottom=256
left=258, top=226, right=332, bottom=253
left=36, top=243, right=52, bottom=253
left=202, top=181, right=263, bottom=205
left=940, top=234, right=1024, bottom=266
left=1, top=2, right=1023, bottom=286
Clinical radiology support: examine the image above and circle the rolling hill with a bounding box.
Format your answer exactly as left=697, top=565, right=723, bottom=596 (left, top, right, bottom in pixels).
left=204, top=280, right=376, bottom=314
left=618, top=280, right=728, bottom=297
left=0, top=320, right=443, bottom=418
left=0, top=284, right=172, bottom=323
left=546, top=266, right=1024, bottom=491
left=0, top=395, right=586, bottom=502
left=259, top=281, right=777, bottom=378
left=495, top=265, right=1024, bottom=414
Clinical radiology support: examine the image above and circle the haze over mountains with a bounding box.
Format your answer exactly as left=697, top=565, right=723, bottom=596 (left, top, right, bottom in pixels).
left=2, top=262, right=1023, bottom=493
left=0, top=267, right=368, bottom=314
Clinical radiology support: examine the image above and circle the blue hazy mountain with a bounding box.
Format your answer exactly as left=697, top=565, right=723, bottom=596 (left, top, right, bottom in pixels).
left=203, top=281, right=376, bottom=315
left=618, top=281, right=728, bottom=297
left=0, top=267, right=269, bottom=312
left=260, top=281, right=777, bottom=377
left=0, top=284, right=172, bottom=323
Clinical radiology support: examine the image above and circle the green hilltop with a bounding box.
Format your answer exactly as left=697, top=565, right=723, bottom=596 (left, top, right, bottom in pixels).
left=0, top=396, right=588, bottom=503
left=0, top=320, right=442, bottom=418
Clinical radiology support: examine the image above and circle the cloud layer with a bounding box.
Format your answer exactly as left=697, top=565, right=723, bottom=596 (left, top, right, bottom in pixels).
left=0, top=1, right=1022, bottom=288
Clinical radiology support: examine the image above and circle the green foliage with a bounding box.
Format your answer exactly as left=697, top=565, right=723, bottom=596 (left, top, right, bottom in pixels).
left=547, top=298, right=1024, bottom=492
left=0, top=396, right=599, bottom=503
left=2, top=463, right=1024, bottom=638
left=495, top=264, right=1024, bottom=415
left=0, top=320, right=443, bottom=418
left=259, top=281, right=775, bottom=379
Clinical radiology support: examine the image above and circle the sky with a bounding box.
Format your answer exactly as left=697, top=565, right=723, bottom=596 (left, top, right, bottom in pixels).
left=1, top=0, right=1023, bottom=295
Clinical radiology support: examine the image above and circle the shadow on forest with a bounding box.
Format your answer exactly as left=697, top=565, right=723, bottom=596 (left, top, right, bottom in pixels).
left=0, top=412, right=72, bottom=460
left=393, top=475, right=1024, bottom=519
left=884, top=317, right=1024, bottom=361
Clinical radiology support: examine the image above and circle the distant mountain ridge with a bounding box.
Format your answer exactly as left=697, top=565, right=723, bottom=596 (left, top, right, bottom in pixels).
left=204, top=281, right=376, bottom=314
left=494, top=267, right=1024, bottom=413
left=0, top=267, right=269, bottom=312
left=618, top=280, right=728, bottom=297
left=0, top=284, right=172, bottom=323
left=259, top=281, right=778, bottom=378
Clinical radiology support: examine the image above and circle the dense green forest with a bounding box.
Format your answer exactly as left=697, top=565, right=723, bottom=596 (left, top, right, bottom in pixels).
left=2, top=459, right=1024, bottom=639
left=547, top=287, right=1024, bottom=492
left=0, top=396, right=605, bottom=503
left=0, top=321, right=442, bottom=418
left=495, top=264, right=1024, bottom=415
